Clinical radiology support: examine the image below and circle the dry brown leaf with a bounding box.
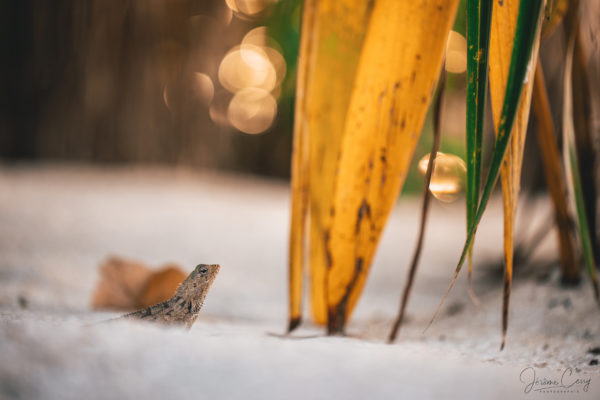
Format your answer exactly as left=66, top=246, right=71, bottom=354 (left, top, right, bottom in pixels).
left=138, top=264, right=187, bottom=308
left=91, top=256, right=152, bottom=310
left=91, top=256, right=186, bottom=311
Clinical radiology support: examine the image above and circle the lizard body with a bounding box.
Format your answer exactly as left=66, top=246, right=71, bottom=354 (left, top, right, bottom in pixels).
left=122, top=263, right=220, bottom=329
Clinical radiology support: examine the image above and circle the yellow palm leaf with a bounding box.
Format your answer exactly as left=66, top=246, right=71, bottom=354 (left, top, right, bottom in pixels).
left=325, top=0, right=459, bottom=333
left=288, top=0, right=373, bottom=329
left=306, top=0, right=374, bottom=325
left=488, top=0, right=543, bottom=348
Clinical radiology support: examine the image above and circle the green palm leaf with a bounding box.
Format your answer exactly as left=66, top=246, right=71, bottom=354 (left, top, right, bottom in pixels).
left=428, top=0, right=545, bottom=330
left=465, top=0, right=493, bottom=302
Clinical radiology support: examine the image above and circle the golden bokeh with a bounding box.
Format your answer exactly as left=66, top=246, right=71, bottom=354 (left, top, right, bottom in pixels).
left=418, top=152, right=467, bottom=202
left=216, top=23, right=286, bottom=134
left=445, top=31, right=467, bottom=74
left=209, top=90, right=233, bottom=127
left=242, top=26, right=287, bottom=90
left=242, top=26, right=269, bottom=46
left=218, top=45, right=277, bottom=93
left=214, top=14, right=285, bottom=134
left=261, top=46, right=286, bottom=89
left=227, top=87, right=277, bottom=134
left=225, top=0, right=275, bottom=17
left=192, top=73, right=215, bottom=106
left=224, top=0, right=240, bottom=12
left=242, top=26, right=281, bottom=51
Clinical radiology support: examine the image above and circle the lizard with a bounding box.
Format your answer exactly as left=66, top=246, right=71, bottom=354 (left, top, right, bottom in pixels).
left=120, top=263, right=220, bottom=329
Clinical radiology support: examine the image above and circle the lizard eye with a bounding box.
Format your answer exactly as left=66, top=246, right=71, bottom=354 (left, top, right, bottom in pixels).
left=199, top=266, right=208, bottom=275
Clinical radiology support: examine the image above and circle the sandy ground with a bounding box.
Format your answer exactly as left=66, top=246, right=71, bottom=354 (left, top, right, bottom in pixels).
left=0, top=164, right=599, bottom=399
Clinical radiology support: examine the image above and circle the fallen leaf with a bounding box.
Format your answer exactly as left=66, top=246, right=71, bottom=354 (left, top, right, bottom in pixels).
left=138, top=264, right=187, bottom=308
left=91, top=256, right=152, bottom=310
left=91, top=256, right=186, bottom=311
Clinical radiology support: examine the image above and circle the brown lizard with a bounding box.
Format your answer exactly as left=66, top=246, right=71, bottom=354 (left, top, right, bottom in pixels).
left=120, top=264, right=220, bottom=329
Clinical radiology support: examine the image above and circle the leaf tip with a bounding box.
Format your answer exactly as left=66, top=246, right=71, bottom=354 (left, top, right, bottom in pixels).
left=288, top=316, right=302, bottom=333
left=425, top=269, right=461, bottom=333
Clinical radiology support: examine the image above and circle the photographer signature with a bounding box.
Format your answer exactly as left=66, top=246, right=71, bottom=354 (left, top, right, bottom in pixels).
left=520, top=367, right=591, bottom=393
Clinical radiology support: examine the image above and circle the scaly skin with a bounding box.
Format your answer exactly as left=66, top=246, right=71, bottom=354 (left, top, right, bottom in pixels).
left=122, top=264, right=220, bottom=329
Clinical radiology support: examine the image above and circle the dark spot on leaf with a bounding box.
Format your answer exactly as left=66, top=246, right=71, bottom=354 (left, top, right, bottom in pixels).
left=355, top=257, right=363, bottom=273
left=327, top=257, right=364, bottom=335
left=366, top=0, right=375, bottom=13
left=411, top=71, right=416, bottom=83
left=324, top=230, right=332, bottom=268
left=355, top=200, right=372, bottom=234
left=590, top=359, right=598, bottom=366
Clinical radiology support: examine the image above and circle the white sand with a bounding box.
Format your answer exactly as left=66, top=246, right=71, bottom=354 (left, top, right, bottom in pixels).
left=0, top=164, right=598, bottom=399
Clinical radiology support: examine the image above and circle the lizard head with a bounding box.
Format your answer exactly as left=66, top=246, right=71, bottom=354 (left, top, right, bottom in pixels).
left=181, top=264, right=220, bottom=299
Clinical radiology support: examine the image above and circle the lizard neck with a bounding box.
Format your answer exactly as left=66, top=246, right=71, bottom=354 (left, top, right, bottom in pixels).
left=176, top=283, right=208, bottom=313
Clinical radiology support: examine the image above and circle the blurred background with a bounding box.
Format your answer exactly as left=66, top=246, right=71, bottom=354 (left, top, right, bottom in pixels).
left=0, top=0, right=598, bottom=188
left=0, top=0, right=300, bottom=178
